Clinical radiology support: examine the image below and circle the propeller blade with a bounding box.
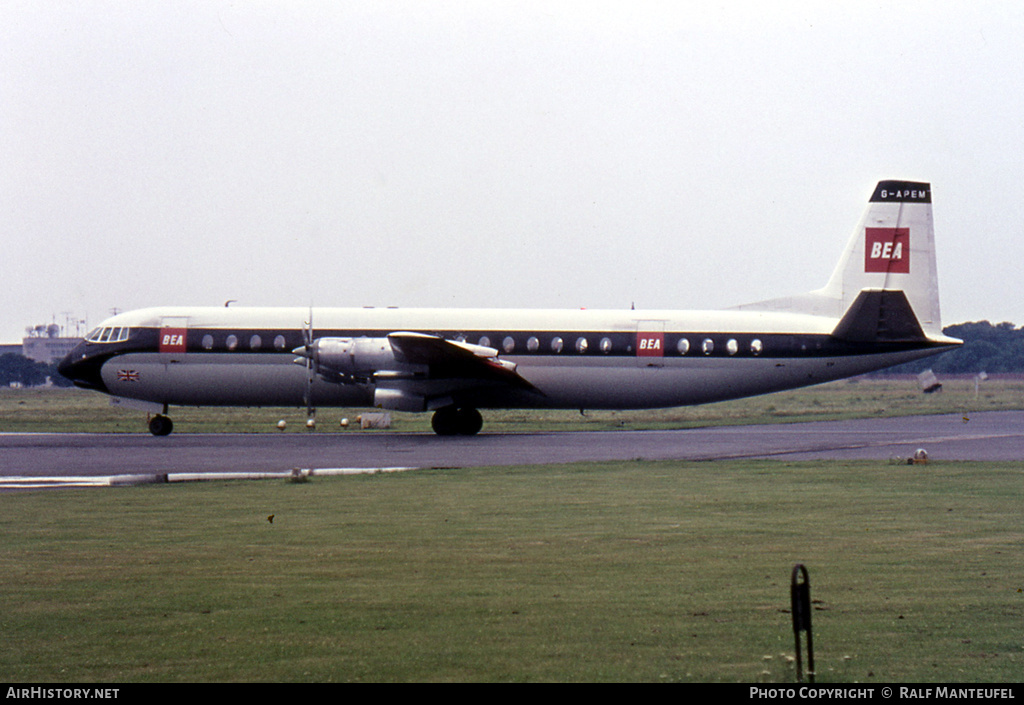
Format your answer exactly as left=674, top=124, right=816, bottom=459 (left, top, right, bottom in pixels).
left=303, top=307, right=316, bottom=430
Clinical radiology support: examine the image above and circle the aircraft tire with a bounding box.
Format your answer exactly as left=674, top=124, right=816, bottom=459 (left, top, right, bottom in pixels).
left=431, top=406, right=482, bottom=436
left=456, top=407, right=483, bottom=436
left=431, top=407, right=460, bottom=436
left=149, top=415, right=174, bottom=437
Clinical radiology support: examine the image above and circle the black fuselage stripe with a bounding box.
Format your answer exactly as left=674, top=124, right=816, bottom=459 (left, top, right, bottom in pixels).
left=88, top=327, right=940, bottom=360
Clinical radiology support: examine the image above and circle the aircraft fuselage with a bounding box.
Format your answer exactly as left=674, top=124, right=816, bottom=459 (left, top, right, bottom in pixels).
left=59, top=305, right=953, bottom=412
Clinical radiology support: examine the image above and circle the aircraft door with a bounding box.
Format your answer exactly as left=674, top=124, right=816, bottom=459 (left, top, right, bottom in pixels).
left=635, top=320, right=666, bottom=368
left=159, top=316, right=190, bottom=354
left=151, top=316, right=193, bottom=404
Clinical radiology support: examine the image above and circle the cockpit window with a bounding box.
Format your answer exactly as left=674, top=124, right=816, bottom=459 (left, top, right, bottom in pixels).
left=85, top=327, right=132, bottom=343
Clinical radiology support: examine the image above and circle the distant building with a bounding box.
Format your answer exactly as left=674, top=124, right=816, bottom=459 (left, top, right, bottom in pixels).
left=22, top=337, right=79, bottom=364
left=22, top=323, right=82, bottom=364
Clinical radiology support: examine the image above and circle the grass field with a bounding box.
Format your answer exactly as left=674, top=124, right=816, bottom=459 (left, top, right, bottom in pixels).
left=2, top=374, right=1023, bottom=434
left=1, top=460, right=1022, bottom=682
left=2, top=377, right=1022, bottom=682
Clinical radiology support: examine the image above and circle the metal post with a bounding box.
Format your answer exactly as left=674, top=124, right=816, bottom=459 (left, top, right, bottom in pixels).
left=791, top=564, right=815, bottom=683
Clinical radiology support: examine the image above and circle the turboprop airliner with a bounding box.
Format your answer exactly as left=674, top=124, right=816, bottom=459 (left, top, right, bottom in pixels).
left=58, top=180, right=961, bottom=436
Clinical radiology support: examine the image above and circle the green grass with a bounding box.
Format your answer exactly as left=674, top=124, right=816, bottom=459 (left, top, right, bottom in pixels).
left=3, top=378, right=1022, bottom=681
left=1, top=460, right=1022, bottom=682
left=3, top=375, right=1024, bottom=433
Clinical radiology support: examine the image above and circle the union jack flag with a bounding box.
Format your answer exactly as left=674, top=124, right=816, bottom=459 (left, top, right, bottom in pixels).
left=117, top=369, right=140, bottom=382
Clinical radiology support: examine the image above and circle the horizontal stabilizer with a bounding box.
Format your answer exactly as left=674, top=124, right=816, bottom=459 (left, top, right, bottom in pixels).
left=830, top=290, right=925, bottom=343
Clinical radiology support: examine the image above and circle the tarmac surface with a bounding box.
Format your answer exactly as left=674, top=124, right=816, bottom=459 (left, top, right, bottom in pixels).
left=2, top=411, right=1023, bottom=484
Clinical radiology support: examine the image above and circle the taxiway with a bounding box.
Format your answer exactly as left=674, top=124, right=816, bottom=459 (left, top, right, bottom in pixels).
left=2, top=412, right=1022, bottom=484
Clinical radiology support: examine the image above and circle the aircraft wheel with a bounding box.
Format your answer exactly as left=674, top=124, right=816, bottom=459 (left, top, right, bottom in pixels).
left=431, top=406, right=460, bottom=436
left=149, top=414, right=174, bottom=437
left=456, top=407, right=483, bottom=436
left=431, top=406, right=482, bottom=436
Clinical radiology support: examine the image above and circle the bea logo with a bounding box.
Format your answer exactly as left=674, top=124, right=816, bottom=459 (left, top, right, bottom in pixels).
left=159, top=328, right=187, bottom=353
left=864, top=227, right=910, bottom=273
left=637, top=332, right=664, bottom=357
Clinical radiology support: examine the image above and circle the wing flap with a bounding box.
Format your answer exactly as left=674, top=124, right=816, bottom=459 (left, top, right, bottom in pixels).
left=387, top=332, right=538, bottom=391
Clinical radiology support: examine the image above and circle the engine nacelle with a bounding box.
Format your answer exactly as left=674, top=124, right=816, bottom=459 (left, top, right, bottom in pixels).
left=373, top=386, right=427, bottom=412
left=309, top=337, right=398, bottom=378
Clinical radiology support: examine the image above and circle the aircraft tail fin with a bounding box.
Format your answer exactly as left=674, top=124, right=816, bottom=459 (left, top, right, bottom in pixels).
left=819, top=180, right=941, bottom=337
left=735, top=180, right=951, bottom=342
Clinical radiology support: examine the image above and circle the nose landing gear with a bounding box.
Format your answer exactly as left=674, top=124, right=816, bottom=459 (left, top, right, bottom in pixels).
left=148, top=414, right=174, bottom=436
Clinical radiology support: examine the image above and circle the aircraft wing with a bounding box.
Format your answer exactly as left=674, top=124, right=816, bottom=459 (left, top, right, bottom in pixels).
left=387, top=332, right=539, bottom=391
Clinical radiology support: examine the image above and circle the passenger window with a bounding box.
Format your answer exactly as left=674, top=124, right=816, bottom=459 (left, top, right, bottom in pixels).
left=551, top=337, right=563, bottom=353
left=527, top=336, right=539, bottom=352
left=726, top=339, right=739, bottom=356
left=202, top=334, right=214, bottom=350
left=250, top=334, right=262, bottom=351
left=702, top=338, right=714, bottom=355
left=503, top=336, right=515, bottom=353
left=575, top=337, right=588, bottom=354
left=677, top=338, right=690, bottom=355
left=478, top=336, right=491, bottom=348
left=600, top=337, right=612, bottom=353
left=751, top=339, right=764, bottom=355
left=274, top=335, right=287, bottom=351
left=226, top=334, right=238, bottom=351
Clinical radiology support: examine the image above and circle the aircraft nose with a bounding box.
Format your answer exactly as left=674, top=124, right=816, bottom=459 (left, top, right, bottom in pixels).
left=56, top=352, right=76, bottom=380
left=58, top=347, right=107, bottom=392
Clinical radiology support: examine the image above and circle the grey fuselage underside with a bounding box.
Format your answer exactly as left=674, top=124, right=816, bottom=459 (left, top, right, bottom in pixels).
left=97, top=346, right=944, bottom=410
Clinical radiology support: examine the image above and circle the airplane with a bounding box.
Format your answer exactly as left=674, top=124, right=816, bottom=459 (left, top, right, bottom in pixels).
left=58, top=180, right=961, bottom=437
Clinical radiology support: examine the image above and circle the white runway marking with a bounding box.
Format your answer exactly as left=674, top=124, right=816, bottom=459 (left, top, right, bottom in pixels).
left=0, top=466, right=419, bottom=490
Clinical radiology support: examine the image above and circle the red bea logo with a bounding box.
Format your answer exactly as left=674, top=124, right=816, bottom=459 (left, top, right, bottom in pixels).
left=864, top=227, right=910, bottom=273
left=159, top=328, right=187, bottom=353
left=637, top=332, right=664, bottom=357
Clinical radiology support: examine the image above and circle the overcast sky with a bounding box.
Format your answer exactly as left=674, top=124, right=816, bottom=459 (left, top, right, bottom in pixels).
left=3, top=0, right=1023, bottom=343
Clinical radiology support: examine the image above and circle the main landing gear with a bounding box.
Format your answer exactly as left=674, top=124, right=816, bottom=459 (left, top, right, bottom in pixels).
left=430, top=406, right=483, bottom=436
left=148, top=414, right=173, bottom=437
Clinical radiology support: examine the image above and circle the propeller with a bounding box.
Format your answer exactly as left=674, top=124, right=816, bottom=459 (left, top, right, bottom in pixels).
left=301, top=307, right=316, bottom=430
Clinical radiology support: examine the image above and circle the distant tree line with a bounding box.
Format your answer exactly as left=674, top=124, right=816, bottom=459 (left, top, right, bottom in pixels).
left=883, top=321, right=1024, bottom=375
left=0, top=353, right=74, bottom=388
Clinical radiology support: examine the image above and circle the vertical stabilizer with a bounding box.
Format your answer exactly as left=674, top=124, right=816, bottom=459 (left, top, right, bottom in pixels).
left=735, top=180, right=945, bottom=340
left=817, top=180, right=941, bottom=337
